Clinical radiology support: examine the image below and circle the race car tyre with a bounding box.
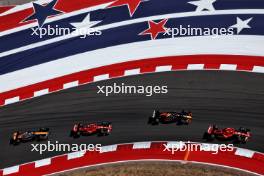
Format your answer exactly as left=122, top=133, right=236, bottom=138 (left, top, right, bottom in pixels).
left=235, top=136, right=247, bottom=144
left=98, top=128, right=109, bottom=136
left=235, top=135, right=242, bottom=143
left=238, top=127, right=250, bottom=133
left=10, top=138, right=20, bottom=145
left=152, top=118, right=159, bottom=125
left=242, top=137, right=249, bottom=144
left=148, top=117, right=159, bottom=125
left=203, top=132, right=215, bottom=141
left=186, top=119, right=192, bottom=124
left=70, top=130, right=80, bottom=138
left=180, top=119, right=190, bottom=125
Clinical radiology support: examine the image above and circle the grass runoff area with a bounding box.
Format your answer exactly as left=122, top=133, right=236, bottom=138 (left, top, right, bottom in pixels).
left=54, top=161, right=254, bottom=176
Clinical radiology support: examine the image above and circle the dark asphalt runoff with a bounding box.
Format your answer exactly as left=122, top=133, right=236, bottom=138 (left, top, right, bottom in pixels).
left=0, top=71, right=263, bottom=169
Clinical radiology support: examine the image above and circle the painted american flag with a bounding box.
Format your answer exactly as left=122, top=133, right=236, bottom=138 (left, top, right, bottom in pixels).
left=0, top=0, right=263, bottom=105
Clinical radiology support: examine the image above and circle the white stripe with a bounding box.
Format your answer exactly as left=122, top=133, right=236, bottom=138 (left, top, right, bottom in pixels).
left=4, top=96, right=19, bottom=105
left=1, top=9, right=264, bottom=56
left=155, top=65, right=172, bottom=72
left=34, top=88, right=49, bottom=97
left=100, top=145, right=118, bottom=153
left=124, top=69, right=141, bottom=76
left=0, top=35, right=264, bottom=93
left=187, top=64, right=204, bottom=70
left=35, top=158, right=51, bottom=168
left=235, top=148, right=255, bottom=158
left=3, top=166, right=19, bottom=175
left=252, top=66, right=264, bottom=73
left=63, top=81, right=79, bottom=89
left=67, top=151, right=86, bottom=160
left=133, top=142, right=151, bottom=149
left=220, top=64, right=237, bottom=70
left=93, top=74, right=109, bottom=81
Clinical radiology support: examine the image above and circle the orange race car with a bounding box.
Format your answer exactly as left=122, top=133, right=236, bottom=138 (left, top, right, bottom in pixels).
left=10, top=128, right=49, bottom=145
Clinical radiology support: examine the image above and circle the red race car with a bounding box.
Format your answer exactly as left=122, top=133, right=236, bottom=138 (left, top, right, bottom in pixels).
left=203, top=125, right=251, bottom=143
left=70, top=122, right=112, bottom=138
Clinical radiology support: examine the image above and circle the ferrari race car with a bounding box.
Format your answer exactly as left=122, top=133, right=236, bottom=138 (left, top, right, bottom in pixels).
left=10, top=128, right=49, bottom=145
left=148, top=110, right=192, bottom=125
left=70, top=122, right=112, bottom=138
left=203, top=125, right=251, bottom=143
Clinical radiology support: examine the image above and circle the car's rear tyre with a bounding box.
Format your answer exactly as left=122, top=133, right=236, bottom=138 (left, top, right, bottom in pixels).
left=179, top=119, right=190, bottom=125
left=10, top=138, right=20, bottom=145
left=98, top=128, right=109, bottom=136
left=235, top=135, right=242, bottom=143
left=152, top=118, right=159, bottom=125
left=70, top=130, right=80, bottom=138
left=203, top=132, right=215, bottom=141
left=148, top=117, right=159, bottom=125
left=235, top=136, right=247, bottom=144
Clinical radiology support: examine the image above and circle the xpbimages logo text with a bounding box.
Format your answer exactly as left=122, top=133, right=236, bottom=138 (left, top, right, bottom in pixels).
left=97, top=83, right=168, bottom=96
left=31, top=25, right=102, bottom=38
left=164, top=25, right=235, bottom=38
left=163, top=141, right=234, bottom=155
left=31, top=141, right=102, bottom=154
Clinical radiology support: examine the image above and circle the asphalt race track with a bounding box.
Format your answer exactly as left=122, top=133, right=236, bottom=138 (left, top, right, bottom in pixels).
left=0, top=71, right=263, bottom=168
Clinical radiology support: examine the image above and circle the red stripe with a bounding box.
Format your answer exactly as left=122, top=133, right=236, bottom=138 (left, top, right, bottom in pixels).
left=0, top=55, right=263, bottom=106
left=0, top=6, right=15, bottom=14
left=0, top=0, right=114, bottom=32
